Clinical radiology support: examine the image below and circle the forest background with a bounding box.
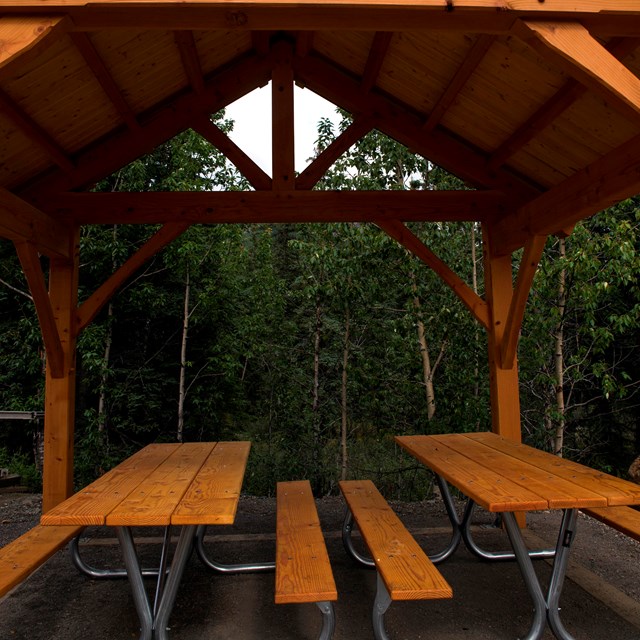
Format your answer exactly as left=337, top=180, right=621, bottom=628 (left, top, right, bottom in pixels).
left=1, top=109, right=639, bottom=499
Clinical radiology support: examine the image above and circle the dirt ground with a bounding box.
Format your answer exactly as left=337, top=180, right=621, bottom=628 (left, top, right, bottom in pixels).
left=1, top=491, right=640, bottom=640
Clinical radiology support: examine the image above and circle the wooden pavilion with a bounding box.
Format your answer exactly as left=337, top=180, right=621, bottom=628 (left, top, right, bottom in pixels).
left=1, top=1, right=640, bottom=513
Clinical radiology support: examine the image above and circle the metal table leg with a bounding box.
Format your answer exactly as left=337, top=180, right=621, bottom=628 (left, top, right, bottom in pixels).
left=116, top=525, right=198, bottom=640
left=195, top=524, right=275, bottom=573
left=502, top=510, right=578, bottom=640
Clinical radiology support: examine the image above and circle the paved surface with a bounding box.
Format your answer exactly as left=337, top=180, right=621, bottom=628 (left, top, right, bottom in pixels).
left=1, top=495, right=640, bottom=639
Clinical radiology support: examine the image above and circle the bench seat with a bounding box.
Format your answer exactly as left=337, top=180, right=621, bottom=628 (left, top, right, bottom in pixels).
left=339, top=479, right=452, bottom=639
left=581, top=506, right=640, bottom=542
left=276, top=480, right=337, bottom=639
left=0, top=524, right=83, bottom=598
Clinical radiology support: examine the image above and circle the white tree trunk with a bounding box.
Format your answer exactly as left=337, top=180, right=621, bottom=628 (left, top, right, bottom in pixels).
left=553, top=238, right=566, bottom=457
left=177, top=268, right=190, bottom=443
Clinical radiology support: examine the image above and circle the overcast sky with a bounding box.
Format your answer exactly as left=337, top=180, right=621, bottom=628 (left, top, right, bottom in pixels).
left=225, top=84, right=341, bottom=175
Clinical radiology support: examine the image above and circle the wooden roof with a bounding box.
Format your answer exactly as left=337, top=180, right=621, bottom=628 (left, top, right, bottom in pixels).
left=2, top=2, right=640, bottom=258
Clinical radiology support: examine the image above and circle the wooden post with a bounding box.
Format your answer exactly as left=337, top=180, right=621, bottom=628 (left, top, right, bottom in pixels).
left=42, top=227, right=80, bottom=513
left=482, top=224, right=522, bottom=443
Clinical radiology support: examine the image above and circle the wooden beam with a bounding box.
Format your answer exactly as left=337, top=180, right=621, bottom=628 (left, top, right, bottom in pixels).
left=70, top=32, right=140, bottom=132
left=14, top=241, right=65, bottom=379
left=272, top=40, right=295, bottom=190
left=77, top=222, right=190, bottom=332
left=492, top=131, right=640, bottom=254
left=296, top=117, right=374, bottom=190
left=0, top=88, right=74, bottom=174
left=517, top=20, right=640, bottom=122
left=293, top=53, right=541, bottom=203
left=22, top=51, right=274, bottom=199
left=361, top=32, right=393, bottom=94
left=42, top=227, right=79, bottom=513
left=500, top=234, right=547, bottom=370
left=377, top=219, right=489, bottom=330
left=174, top=30, right=205, bottom=95
left=0, top=16, right=68, bottom=77
left=0, top=187, right=71, bottom=258
left=192, top=117, right=272, bottom=190
left=482, top=224, right=522, bottom=443
left=489, top=37, right=640, bottom=169
left=48, top=190, right=507, bottom=225
left=423, top=34, right=495, bottom=133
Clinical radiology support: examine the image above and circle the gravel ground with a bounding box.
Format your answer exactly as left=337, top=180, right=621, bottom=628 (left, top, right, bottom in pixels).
left=1, top=491, right=640, bottom=639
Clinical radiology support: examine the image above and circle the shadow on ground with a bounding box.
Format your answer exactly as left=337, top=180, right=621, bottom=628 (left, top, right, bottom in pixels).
left=1, top=494, right=639, bottom=639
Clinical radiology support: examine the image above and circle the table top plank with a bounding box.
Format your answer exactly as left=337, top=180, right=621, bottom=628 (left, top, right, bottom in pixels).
left=433, top=434, right=608, bottom=510
left=395, top=435, right=549, bottom=512
left=106, top=443, right=215, bottom=526
left=172, top=441, right=250, bottom=525
left=468, top=432, right=640, bottom=507
left=41, top=444, right=180, bottom=526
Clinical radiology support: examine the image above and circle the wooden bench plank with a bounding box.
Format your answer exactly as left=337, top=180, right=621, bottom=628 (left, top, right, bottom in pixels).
left=396, top=435, right=549, bottom=512
left=582, top=506, right=640, bottom=542
left=172, top=441, right=250, bottom=525
left=275, top=480, right=337, bottom=605
left=339, top=479, right=452, bottom=601
left=107, top=443, right=214, bottom=526
left=434, top=434, right=607, bottom=510
left=467, top=432, right=640, bottom=507
left=0, top=524, right=83, bottom=598
left=41, top=444, right=179, bottom=526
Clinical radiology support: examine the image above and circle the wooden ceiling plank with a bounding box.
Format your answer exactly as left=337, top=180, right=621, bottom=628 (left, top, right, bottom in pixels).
left=492, top=131, right=640, bottom=254
left=361, top=31, right=393, bottom=94
left=272, top=40, right=295, bottom=190
left=0, top=187, right=70, bottom=258
left=14, top=241, right=65, bottom=378
left=517, top=20, right=640, bottom=122
left=22, top=51, right=274, bottom=198
left=0, top=16, right=69, bottom=77
left=489, top=37, right=640, bottom=169
left=70, top=32, right=140, bottom=132
left=377, top=219, right=489, bottom=330
left=293, top=53, right=541, bottom=202
left=500, top=234, right=547, bottom=369
left=48, top=190, right=505, bottom=225
left=296, top=116, right=374, bottom=190
left=174, top=31, right=205, bottom=95
left=423, top=34, right=495, bottom=133
left=192, top=116, right=272, bottom=190
left=0, top=88, right=74, bottom=174
left=77, top=222, right=190, bottom=332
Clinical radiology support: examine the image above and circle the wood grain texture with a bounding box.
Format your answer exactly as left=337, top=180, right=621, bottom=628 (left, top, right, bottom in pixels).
left=275, top=480, right=337, bottom=604
left=0, top=524, right=83, bottom=597
left=468, top=432, right=640, bottom=506
left=106, top=442, right=213, bottom=526
left=395, top=435, right=548, bottom=512
left=340, top=479, right=452, bottom=601
left=41, top=443, right=179, bottom=525
left=581, top=505, right=640, bottom=541
left=172, top=441, right=250, bottom=525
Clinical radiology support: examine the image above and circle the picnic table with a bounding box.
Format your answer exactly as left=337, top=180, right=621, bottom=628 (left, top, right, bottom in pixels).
left=396, top=432, right=640, bottom=640
left=41, top=441, right=251, bottom=640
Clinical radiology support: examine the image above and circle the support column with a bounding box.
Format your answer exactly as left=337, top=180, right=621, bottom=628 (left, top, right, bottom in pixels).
left=482, top=225, right=522, bottom=443
left=42, top=227, right=80, bottom=513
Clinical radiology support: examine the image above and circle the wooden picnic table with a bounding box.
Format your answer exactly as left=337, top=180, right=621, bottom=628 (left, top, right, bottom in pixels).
left=41, top=441, right=251, bottom=640
left=396, top=432, right=640, bottom=640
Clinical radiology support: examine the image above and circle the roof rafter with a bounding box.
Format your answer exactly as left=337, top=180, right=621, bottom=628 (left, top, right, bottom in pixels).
left=293, top=52, right=541, bottom=203
left=46, top=190, right=506, bottom=225
left=21, top=51, right=275, bottom=199
left=361, top=32, right=393, bottom=94
left=0, top=88, right=74, bottom=174
left=70, top=31, right=140, bottom=132
left=488, top=37, right=640, bottom=170
left=174, top=31, right=205, bottom=95
left=423, top=34, right=495, bottom=133
left=516, top=20, right=640, bottom=123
